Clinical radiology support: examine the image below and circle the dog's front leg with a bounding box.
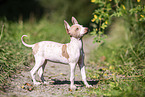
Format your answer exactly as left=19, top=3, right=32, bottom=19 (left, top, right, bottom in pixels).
left=78, top=53, right=92, bottom=88
left=69, top=63, right=77, bottom=90
left=79, top=64, right=92, bottom=88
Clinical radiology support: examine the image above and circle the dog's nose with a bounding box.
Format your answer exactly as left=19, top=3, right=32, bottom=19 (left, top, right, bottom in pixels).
left=85, top=27, right=88, bottom=30
left=87, top=28, right=90, bottom=32
left=85, top=27, right=90, bottom=31
left=84, top=27, right=89, bottom=34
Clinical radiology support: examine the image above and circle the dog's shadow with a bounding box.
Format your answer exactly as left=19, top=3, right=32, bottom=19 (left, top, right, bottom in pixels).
left=51, top=79, right=98, bottom=86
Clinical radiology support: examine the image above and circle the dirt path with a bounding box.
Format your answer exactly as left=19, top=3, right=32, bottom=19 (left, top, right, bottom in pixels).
left=0, top=36, right=98, bottom=97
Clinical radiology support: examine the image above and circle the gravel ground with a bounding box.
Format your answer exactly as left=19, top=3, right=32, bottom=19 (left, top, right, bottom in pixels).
left=0, top=36, right=98, bottom=97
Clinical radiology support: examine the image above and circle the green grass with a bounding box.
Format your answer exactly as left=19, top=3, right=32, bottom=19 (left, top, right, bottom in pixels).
left=0, top=17, right=70, bottom=87
left=85, top=18, right=145, bottom=96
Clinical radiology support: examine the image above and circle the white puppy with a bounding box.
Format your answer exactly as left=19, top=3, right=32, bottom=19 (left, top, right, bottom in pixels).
left=21, top=17, right=92, bottom=90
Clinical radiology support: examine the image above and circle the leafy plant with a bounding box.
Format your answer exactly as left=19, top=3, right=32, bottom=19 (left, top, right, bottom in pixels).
left=86, top=0, right=145, bottom=96
left=91, top=0, right=145, bottom=42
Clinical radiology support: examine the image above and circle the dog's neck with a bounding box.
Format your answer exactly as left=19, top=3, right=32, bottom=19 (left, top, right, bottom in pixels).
left=70, top=37, right=83, bottom=49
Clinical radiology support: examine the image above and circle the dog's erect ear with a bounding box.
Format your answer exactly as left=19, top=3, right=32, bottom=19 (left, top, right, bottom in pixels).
left=64, top=20, right=70, bottom=34
left=72, top=17, right=78, bottom=24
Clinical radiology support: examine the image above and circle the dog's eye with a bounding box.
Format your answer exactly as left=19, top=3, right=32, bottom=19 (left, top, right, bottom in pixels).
left=76, top=28, right=79, bottom=31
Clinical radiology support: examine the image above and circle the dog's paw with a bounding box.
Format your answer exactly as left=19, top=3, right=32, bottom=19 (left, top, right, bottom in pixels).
left=86, top=85, right=92, bottom=88
left=70, top=85, right=77, bottom=90
left=34, top=82, right=41, bottom=85
left=43, top=81, right=49, bottom=84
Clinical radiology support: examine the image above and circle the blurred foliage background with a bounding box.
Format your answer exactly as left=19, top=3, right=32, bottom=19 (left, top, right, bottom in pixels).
left=0, top=0, right=96, bottom=26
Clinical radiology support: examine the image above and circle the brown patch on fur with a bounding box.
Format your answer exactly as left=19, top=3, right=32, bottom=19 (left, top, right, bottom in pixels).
left=69, top=25, right=81, bottom=38
left=33, top=43, right=39, bottom=55
left=62, top=44, right=69, bottom=59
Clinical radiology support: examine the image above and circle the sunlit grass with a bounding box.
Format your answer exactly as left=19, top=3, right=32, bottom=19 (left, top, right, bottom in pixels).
left=86, top=18, right=145, bottom=96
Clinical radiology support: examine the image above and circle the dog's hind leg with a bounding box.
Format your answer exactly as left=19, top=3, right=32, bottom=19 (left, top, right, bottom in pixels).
left=38, top=60, right=48, bottom=84
left=30, top=56, right=45, bottom=85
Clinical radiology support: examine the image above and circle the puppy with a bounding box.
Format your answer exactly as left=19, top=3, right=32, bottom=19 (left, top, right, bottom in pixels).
left=21, top=17, right=92, bottom=90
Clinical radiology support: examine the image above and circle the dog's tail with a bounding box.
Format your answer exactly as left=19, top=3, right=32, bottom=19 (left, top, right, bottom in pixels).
left=21, top=35, right=33, bottom=48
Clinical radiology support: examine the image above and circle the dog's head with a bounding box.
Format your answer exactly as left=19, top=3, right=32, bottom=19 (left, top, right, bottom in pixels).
left=64, top=17, right=89, bottom=39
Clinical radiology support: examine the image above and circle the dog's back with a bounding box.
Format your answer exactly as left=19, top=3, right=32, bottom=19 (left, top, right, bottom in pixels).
left=33, top=41, right=69, bottom=63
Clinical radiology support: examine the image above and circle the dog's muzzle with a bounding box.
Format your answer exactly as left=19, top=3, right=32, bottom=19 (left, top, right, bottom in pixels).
left=84, top=27, right=90, bottom=34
